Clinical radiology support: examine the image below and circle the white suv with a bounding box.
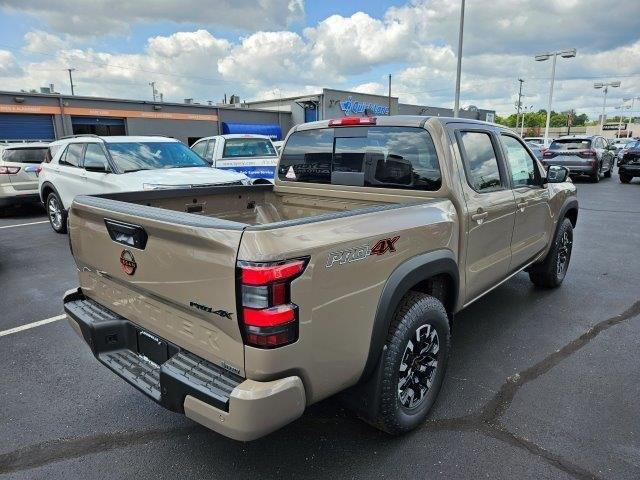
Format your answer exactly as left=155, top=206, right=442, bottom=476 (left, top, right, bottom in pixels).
left=39, top=135, right=249, bottom=233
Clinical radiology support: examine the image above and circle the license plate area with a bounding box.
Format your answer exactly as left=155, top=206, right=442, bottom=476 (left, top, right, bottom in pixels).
left=137, top=329, right=176, bottom=365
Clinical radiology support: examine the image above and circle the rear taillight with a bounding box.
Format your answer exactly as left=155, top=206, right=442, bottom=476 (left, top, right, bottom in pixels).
left=35, top=166, right=42, bottom=176
left=0, top=166, right=20, bottom=174
left=543, top=150, right=555, bottom=158
left=328, top=116, right=377, bottom=126
left=238, top=258, right=308, bottom=348
left=579, top=149, right=597, bottom=158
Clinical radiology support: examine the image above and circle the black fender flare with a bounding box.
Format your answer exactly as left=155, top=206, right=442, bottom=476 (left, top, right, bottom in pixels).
left=359, top=249, right=459, bottom=382
left=558, top=198, right=578, bottom=228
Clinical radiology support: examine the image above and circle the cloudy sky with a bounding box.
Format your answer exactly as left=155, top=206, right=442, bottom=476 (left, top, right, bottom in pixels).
left=0, top=0, right=639, bottom=118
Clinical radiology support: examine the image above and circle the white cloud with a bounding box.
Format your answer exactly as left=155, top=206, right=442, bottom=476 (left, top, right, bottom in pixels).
left=23, top=30, right=66, bottom=53
left=1, top=0, right=639, bottom=119
left=0, top=50, right=22, bottom=76
left=0, top=0, right=305, bottom=36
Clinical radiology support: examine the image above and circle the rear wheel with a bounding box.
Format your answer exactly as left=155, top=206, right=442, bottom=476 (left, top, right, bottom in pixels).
left=372, top=292, right=450, bottom=434
left=603, top=158, right=612, bottom=178
left=46, top=192, right=67, bottom=234
left=590, top=164, right=601, bottom=183
left=529, top=218, right=573, bottom=288
left=620, top=173, right=632, bottom=184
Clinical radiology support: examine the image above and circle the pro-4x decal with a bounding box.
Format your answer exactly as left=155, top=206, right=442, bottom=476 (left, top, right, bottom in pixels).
left=326, top=235, right=400, bottom=268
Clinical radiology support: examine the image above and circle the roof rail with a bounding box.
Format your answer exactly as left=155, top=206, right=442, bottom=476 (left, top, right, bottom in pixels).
left=58, top=134, right=104, bottom=140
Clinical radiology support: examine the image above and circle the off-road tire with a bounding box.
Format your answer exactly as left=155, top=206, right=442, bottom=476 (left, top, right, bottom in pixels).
left=620, top=174, right=632, bottom=184
left=46, top=192, right=67, bottom=234
left=373, top=292, right=450, bottom=435
left=528, top=218, right=573, bottom=288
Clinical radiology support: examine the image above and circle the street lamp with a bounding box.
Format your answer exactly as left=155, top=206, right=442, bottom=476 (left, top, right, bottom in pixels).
left=623, top=96, right=640, bottom=138
left=535, top=48, right=577, bottom=146
left=615, top=104, right=630, bottom=138
left=520, top=105, right=533, bottom=136
left=594, top=81, right=621, bottom=134
left=453, top=0, right=465, bottom=118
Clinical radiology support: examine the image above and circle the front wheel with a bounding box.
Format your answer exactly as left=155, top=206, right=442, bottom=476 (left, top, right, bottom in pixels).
left=373, top=292, right=450, bottom=435
left=46, top=192, right=67, bottom=234
left=529, top=217, right=573, bottom=288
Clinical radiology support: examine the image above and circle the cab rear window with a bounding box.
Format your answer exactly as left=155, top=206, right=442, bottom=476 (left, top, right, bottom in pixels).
left=2, top=147, right=48, bottom=164
left=278, top=126, right=441, bottom=191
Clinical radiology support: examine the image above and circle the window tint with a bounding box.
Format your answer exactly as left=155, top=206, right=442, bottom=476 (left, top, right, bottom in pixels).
left=279, top=126, right=441, bottom=191
left=191, top=141, right=207, bottom=157
left=458, top=131, right=502, bottom=192
left=2, top=147, right=48, bottom=164
left=501, top=135, right=539, bottom=187
left=204, top=140, right=216, bottom=160
left=549, top=139, right=591, bottom=150
left=83, top=143, right=109, bottom=168
left=61, top=143, right=84, bottom=167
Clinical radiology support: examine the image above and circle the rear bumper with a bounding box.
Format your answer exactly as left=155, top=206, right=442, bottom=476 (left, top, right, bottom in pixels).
left=543, top=161, right=595, bottom=175
left=63, top=288, right=305, bottom=441
left=619, top=164, right=640, bottom=177
left=0, top=190, right=40, bottom=207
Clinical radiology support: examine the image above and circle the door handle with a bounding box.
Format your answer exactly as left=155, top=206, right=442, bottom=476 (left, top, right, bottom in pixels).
left=471, top=211, right=488, bottom=223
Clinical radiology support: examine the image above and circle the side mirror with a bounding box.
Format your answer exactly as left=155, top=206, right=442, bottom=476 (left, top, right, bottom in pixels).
left=84, top=159, right=110, bottom=173
left=546, top=165, right=569, bottom=183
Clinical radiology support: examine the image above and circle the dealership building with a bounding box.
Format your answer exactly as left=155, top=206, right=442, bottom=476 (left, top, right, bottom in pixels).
left=0, top=91, right=291, bottom=145
left=0, top=88, right=495, bottom=144
left=245, top=88, right=496, bottom=125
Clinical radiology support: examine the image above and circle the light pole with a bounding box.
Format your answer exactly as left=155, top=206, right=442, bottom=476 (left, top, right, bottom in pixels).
left=535, top=48, right=577, bottom=146
left=66, top=68, right=76, bottom=95
left=623, top=96, right=640, bottom=138
left=594, top=81, right=621, bottom=134
left=149, top=81, right=157, bottom=102
left=615, top=104, right=630, bottom=138
left=521, top=105, right=533, bottom=136
left=453, top=0, right=465, bottom=118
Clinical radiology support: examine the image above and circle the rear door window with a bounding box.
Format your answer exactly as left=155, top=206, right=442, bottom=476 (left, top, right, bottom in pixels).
left=60, top=143, right=84, bottom=167
left=457, top=131, right=503, bottom=192
left=2, top=147, right=48, bottom=164
left=279, top=126, right=441, bottom=191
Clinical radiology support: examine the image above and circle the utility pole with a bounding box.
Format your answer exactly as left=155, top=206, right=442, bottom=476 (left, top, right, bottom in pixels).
left=516, top=78, right=524, bottom=129
left=388, top=74, right=392, bottom=115
left=453, top=0, right=465, bottom=117
left=149, top=81, right=157, bottom=102
left=67, top=68, right=76, bottom=96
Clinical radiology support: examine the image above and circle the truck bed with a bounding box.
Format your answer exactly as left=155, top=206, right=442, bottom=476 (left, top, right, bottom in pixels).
left=80, top=184, right=400, bottom=229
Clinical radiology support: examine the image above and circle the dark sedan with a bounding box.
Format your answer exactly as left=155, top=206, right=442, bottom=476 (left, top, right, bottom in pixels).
left=618, top=140, right=640, bottom=184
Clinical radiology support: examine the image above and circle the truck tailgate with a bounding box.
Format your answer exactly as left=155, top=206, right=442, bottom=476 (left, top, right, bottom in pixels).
left=68, top=196, right=246, bottom=376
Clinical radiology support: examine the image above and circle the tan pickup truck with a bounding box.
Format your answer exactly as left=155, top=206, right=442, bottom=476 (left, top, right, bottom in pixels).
left=64, top=116, right=578, bottom=441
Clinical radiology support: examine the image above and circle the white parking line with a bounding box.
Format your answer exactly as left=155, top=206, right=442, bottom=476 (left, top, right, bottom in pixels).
left=0, top=314, right=66, bottom=337
left=0, top=220, right=49, bottom=230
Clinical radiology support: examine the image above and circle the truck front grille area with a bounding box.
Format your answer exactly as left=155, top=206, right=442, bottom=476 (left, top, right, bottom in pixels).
left=64, top=291, right=243, bottom=413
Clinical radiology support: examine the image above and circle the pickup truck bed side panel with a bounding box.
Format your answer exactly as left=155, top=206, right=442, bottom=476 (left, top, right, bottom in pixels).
left=239, top=199, right=458, bottom=404
left=69, top=200, right=247, bottom=375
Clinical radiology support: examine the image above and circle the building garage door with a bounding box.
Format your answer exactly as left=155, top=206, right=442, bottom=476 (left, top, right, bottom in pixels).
left=0, top=114, right=55, bottom=141
left=72, top=117, right=125, bottom=136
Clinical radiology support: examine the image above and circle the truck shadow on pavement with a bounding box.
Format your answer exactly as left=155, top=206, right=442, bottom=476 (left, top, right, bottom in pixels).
left=2, top=294, right=639, bottom=479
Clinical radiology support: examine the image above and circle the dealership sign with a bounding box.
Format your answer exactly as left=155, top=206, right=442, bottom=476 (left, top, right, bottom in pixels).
left=339, top=96, right=390, bottom=116
left=603, top=124, right=626, bottom=131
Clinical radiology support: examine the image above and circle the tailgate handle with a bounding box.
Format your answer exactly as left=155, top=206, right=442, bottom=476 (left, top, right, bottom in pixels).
left=104, top=219, right=148, bottom=250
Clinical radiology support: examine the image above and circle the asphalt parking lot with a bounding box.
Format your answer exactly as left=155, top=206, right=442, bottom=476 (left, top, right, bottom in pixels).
left=1, top=173, right=639, bottom=480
